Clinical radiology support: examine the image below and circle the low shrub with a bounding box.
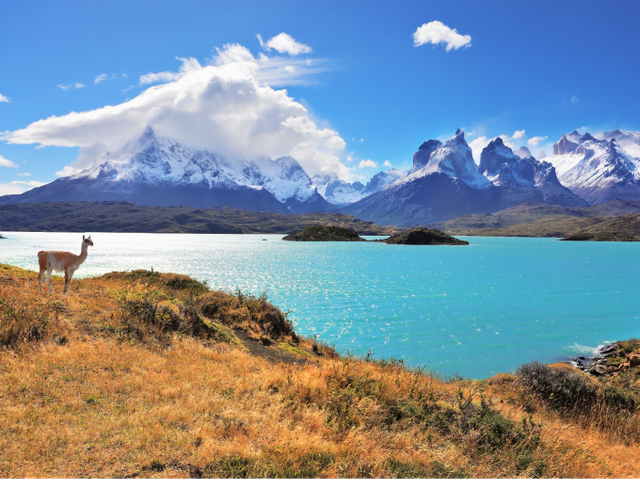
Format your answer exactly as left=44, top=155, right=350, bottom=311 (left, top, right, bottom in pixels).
left=115, top=293, right=234, bottom=346
left=516, top=361, right=599, bottom=411
left=198, top=290, right=295, bottom=343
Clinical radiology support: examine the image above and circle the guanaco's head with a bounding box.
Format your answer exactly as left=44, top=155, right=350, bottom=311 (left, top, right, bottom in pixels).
left=82, top=235, right=94, bottom=247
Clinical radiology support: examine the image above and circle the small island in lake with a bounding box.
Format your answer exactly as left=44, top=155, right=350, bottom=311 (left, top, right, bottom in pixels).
left=383, top=227, right=469, bottom=245
left=282, top=224, right=366, bottom=241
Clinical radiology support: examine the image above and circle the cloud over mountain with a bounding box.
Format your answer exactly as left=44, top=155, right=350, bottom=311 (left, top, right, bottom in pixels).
left=7, top=43, right=347, bottom=179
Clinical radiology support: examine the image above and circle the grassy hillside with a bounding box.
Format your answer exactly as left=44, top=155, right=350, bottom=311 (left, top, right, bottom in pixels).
left=0, top=201, right=396, bottom=235
left=428, top=199, right=640, bottom=238
left=2, top=264, right=640, bottom=477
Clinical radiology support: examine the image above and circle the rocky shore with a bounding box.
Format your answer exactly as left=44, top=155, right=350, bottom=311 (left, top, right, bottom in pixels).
left=571, top=340, right=640, bottom=376
left=571, top=343, right=620, bottom=375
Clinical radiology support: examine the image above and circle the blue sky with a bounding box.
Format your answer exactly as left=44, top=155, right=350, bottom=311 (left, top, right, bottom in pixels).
left=1, top=0, right=639, bottom=195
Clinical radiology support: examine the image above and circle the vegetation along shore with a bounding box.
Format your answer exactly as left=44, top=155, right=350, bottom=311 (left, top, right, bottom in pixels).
left=1, top=263, right=640, bottom=478
left=0, top=201, right=395, bottom=236
left=428, top=199, right=640, bottom=240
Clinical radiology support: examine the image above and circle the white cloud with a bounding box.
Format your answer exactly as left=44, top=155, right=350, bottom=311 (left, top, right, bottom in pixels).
left=0, top=94, right=10, bottom=103
left=95, top=73, right=118, bottom=84
left=56, top=142, right=109, bottom=177
left=139, top=70, right=181, bottom=85
left=469, top=136, right=490, bottom=164
left=140, top=51, right=324, bottom=88
left=8, top=44, right=349, bottom=179
left=383, top=160, right=392, bottom=168
left=0, top=180, right=46, bottom=196
left=0, top=184, right=25, bottom=195
left=512, top=129, right=525, bottom=139
left=0, top=155, right=18, bottom=167
left=528, top=136, right=548, bottom=147
left=346, top=153, right=355, bottom=162
left=258, top=33, right=312, bottom=56
left=11, top=180, right=44, bottom=187
left=57, top=83, right=86, bottom=91
left=17, top=172, right=31, bottom=176
left=413, top=21, right=471, bottom=51
left=577, top=126, right=588, bottom=134
left=571, top=96, right=579, bottom=103
left=358, top=159, right=378, bottom=168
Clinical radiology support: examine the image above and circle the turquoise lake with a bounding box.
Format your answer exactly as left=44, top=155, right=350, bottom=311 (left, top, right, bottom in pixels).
left=2, top=232, right=639, bottom=379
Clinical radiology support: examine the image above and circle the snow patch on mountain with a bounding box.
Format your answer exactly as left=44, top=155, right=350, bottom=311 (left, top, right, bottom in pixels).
left=395, top=129, right=491, bottom=190
left=75, top=126, right=324, bottom=209
left=546, top=131, right=640, bottom=204
left=595, top=129, right=640, bottom=159
left=312, top=168, right=407, bottom=205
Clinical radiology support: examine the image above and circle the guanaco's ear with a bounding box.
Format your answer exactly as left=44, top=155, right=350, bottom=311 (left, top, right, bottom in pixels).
left=83, top=235, right=85, bottom=240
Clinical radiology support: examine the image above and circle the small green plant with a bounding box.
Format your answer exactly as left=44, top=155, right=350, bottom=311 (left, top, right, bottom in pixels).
left=618, top=338, right=640, bottom=355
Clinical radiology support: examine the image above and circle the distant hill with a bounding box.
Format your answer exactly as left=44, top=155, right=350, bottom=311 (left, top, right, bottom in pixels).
left=427, top=199, right=640, bottom=238
left=0, top=201, right=396, bottom=235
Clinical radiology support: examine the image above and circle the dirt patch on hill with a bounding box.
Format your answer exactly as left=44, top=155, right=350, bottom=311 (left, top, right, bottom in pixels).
left=233, top=330, right=311, bottom=366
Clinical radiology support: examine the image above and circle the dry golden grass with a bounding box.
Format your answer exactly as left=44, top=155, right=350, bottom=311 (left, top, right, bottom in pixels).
left=1, top=263, right=640, bottom=478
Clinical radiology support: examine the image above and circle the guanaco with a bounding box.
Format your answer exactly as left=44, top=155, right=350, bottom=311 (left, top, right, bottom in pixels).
left=37, top=235, right=94, bottom=294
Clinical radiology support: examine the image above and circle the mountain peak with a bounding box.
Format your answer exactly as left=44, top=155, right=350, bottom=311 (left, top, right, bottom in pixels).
left=489, top=137, right=505, bottom=147
left=553, top=135, right=579, bottom=155
left=419, top=139, right=441, bottom=151
left=412, top=139, right=442, bottom=173
left=514, top=146, right=532, bottom=159
left=479, top=137, right=519, bottom=177
left=140, top=124, right=159, bottom=140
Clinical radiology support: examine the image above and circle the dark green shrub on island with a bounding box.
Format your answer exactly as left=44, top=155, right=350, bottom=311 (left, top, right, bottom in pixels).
left=384, top=227, right=469, bottom=245
left=282, top=225, right=366, bottom=241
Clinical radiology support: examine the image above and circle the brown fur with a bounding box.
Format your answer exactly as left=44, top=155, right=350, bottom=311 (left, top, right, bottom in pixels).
left=37, top=235, right=94, bottom=294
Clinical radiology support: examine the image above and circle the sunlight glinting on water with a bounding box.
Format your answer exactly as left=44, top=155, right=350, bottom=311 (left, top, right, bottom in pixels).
left=2, top=232, right=639, bottom=379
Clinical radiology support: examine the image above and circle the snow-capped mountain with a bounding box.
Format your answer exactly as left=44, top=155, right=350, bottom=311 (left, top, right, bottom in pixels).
left=342, top=129, right=593, bottom=226
left=595, top=129, right=640, bottom=159
left=479, top=138, right=586, bottom=209
left=545, top=130, right=640, bottom=204
left=342, top=129, right=500, bottom=226
left=0, top=126, right=333, bottom=213
left=397, top=129, right=491, bottom=190
left=311, top=174, right=366, bottom=205
left=514, top=146, right=533, bottom=159
left=311, top=169, right=407, bottom=206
